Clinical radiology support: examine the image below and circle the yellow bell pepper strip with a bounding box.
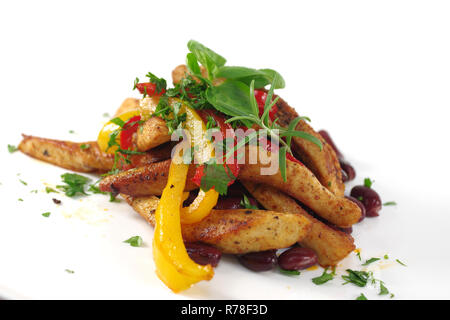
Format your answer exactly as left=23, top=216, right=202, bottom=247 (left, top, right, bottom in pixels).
left=180, top=189, right=219, bottom=224
left=153, top=153, right=214, bottom=292
left=175, top=103, right=219, bottom=224
left=97, top=110, right=140, bottom=154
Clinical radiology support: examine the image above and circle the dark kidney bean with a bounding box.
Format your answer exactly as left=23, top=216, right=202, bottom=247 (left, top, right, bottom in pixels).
left=215, top=195, right=259, bottom=210
left=345, top=196, right=366, bottom=222
left=185, top=242, right=222, bottom=267
left=238, top=250, right=277, bottom=272
left=340, top=159, right=356, bottom=181
left=278, top=247, right=318, bottom=271
left=214, top=196, right=243, bottom=210
left=350, top=186, right=382, bottom=217
left=318, top=130, right=343, bottom=159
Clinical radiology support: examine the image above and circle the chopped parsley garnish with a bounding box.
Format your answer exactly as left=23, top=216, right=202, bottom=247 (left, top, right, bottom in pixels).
left=379, top=282, right=389, bottom=295
left=19, top=179, right=27, bottom=186
left=45, top=187, right=58, bottom=194
left=109, top=193, right=120, bottom=203
left=342, top=269, right=371, bottom=287
left=56, top=173, right=90, bottom=197
left=200, top=161, right=236, bottom=195
left=8, top=144, right=18, bottom=153
left=364, top=178, right=374, bottom=188
left=69, top=130, right=75, bottom=134
left=356, top=293, right=368, bottom=300
left=396, top=259, right=407, bottom=267
left=103, top=112, right=110, bottom=118
left=383, top=201, right=397, bottom=206
left=80, top=144, right=91, bottom=150
left=65, top=269, right=75, bottom=274
left=312, top=268, right=335, bottom=285
left=42, top=212, right=51, bottom=217
left=280, top=269, right=300, bottom=276
left=18, top=198, right=23, bottom=202
left=241, top=194, right=258, bottom=210
left=30, top=189, right=38, bottom=193
left=356, top=251, right=362, bottom=261
left=88, top=184, right=107, bottom=195
left=123, top=236, right=143, bottom=247
left=362, top=257, right=380, bottom=266
left=384, top=254, right=389, bottom=260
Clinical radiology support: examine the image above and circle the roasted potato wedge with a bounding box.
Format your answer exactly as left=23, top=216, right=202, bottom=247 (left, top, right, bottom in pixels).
left=242, top=182, right=355, bottom=266
left=136, top=117, right=170, bottom=151
left=274, top=96, right=345, bottom=197
left=114, top=97, right=140, bottom=117
left=239, top=146, right=361, bottom=227
left=124, top=195, right=312, bottom=254
left=18, top=135, right=114, bottom=173
left=104, top=145, right=360, bottom=226
left=99, top=159, right=198, bottom=196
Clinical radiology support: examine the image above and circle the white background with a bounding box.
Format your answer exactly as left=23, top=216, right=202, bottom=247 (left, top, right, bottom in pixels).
left=0, top=0, right=449, bottom=299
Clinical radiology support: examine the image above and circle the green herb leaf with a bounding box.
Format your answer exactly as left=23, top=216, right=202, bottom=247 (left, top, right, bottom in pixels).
left=383, top=201, right=397, bottom=206
left=206, top=80, right=256, bottom=127
left=384, top=254, right=389, bottom=260
left=45, top=187, right=58, bottom=194
left=110, top=117, right=125, bottom=127
left=187, top=40, right=226, bottom=79
left=342, top=269, right=371, bottom=287
left=109, top=193, right=121, bottom=203
left=364, top=178, right=374, bottom=188
left=200, top=161, right=236, bottom=195
left=241, top=194, right=258, bottom=210
left=216, top=66, right=285, bottom=89
left=19, top=179, right=28, bottom=186
left=396, top=259, right=407, bottom=267
left=65, top=269, right=75, bottom=274
left=280, top=269, right=300, bottom=276
left=80, top=144, right=91, bottom=150
left=123, top=236, right=143, bottom=247
left=186, top=52, right=202, bottom=77
left=18, top=198, right=23, bottom=202
left=279, top=146, right=288, bottom=182
left=362, top=258, right=380, bottom=266
left=42, top=212, right=51, bottom=217
left=88, top=184, right=107, bottom=195
left=379, top=282, right=389, bottom=295
left=145, top=72, right=167, bottom=94
left=356, top=293, right=368, bottom=300
left=312, top=268, right=335, bottom=285
left=8, top=144, right=18, bottom=153
left=57, top=173, right=90, bottom=197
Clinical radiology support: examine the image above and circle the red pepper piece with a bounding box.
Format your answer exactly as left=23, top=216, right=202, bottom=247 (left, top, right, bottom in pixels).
left=135, top=83, right=166, bottom=96
left=120, top=115, right=141, bottom=151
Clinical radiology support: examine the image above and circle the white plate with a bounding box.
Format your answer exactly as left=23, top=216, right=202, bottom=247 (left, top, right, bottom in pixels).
left=1, top=0, right=450, bottom=300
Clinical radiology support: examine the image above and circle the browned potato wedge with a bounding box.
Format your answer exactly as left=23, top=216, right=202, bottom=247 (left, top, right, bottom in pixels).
left=99, top=160, right=198, bottom=196
left=18, top=135, right=114, bottom=173
left=124, top=195, right=312, bottom=254
left=172, top=64, right=207, bottom=85
left=274, top=96, right=345, bottom=197
left=114, top=98, right=140, bottom=117
left=172, top=64, right=224, bottom=86
left=136, top=117, right=170, bottom=151
left=242, top=182, right=355, bottom=266
left=239, top=146, right=361, bottom=227
left=103, top=145, right=360, bottom=226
